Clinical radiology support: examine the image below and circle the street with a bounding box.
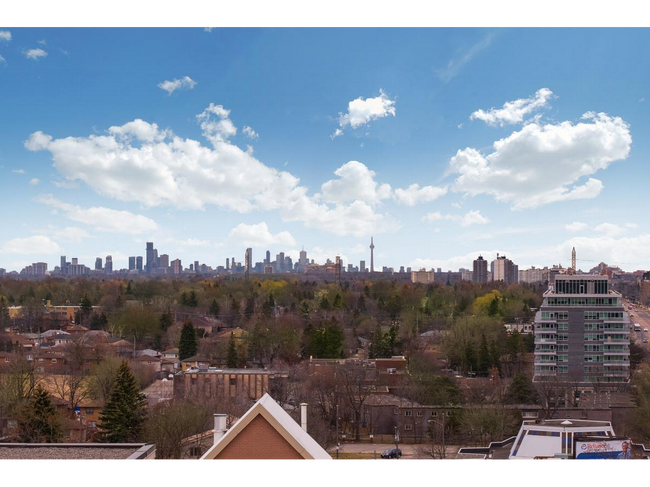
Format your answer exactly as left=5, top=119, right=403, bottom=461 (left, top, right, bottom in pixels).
left=626, top=301, right=650, bottom=351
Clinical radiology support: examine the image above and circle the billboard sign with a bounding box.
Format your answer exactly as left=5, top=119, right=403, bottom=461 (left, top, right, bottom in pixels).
left=575, top=438, right=632, bottom=459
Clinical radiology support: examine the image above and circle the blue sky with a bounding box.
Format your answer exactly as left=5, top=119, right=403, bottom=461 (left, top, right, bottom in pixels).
left=1, top=28, right=649, bottom=272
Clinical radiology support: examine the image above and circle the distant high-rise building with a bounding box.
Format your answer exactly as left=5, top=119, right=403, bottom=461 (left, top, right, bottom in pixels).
left=171, top=259, right=182, bottom=275
left=265, top=250, right=271, bottom=265
left=95, top=257, right=103, bottom=271
left=245, top=248, right=252, bottom=278
left=136, top=256, right=143, bottom=271
left=299, top=248, right=308, bottom=266
left=369, top=237, right=375, bottom=273
left=360, top=260, right=366, bottom=272
left=226, top=258, right=230, bottom=271
left=72, top=258, right=78, bottom=265
left=105, top=255, right=113, bottom=274
left=129, top=256, right=136, bottom=271
left=492, top=254, right=518, bottom=284
left=146, top=242, right=155, bottom=273
left=194, top=260, right=200, bottom=274
left=60, top=256, right=68, bottom=275
left=159, top=254, right=170, bottom=269
left=412, top=268, right=434, bottom=284
left=473, top=255, right=488, bottom=284
left=519, top=267, right=544, bottom=283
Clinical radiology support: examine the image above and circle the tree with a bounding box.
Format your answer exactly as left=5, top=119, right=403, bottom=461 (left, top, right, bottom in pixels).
left=99, top=360, right=147, bottom=442
left=17, top=385, right=63, bottom=443
left=227, top=332, right=239, bottom=368
left=478, top=334, right=491, bottom=375
left=332, top=293, right=343, bottom=310
left=159, top=308, right=174, bottom=332
left=144, top=400, right=212, bottom=459
left=178, top=319, right=198, bottom=361
left=79, top=295, right=93, bottom=324
left=209, top=299, right=220, bottom=319
left=505, top=374, right=539, bottom=404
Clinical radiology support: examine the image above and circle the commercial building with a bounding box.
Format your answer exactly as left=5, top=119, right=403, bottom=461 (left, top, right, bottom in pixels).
left=136, top=256, right=143, bottom=271
left=129, top=256, right=136, bottom=271
left=171, top=259, right=182, bottom=275
left=104, top=255, right=113, bottom=274
left=94, top=257, right=102, bottom=271
left=533, top=274, right=630, bottom=388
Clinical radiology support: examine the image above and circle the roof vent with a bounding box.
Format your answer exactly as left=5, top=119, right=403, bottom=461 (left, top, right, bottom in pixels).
left=561, top=420, right=572, bottom=425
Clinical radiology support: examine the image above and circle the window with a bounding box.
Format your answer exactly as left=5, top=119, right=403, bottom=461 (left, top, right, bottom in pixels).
left=87, top=421, right=96, bottom=428
left=39, top=358, right=43, bottom=362
left=86, top=408, right=93, bottom=414
left=229, top=377, right=237, bottom=386
left=431, top=411, right=438, bottom=417
left=404, top=424, right=413, bottom=431
left=51, top=358, right=57, bottom=363
left=417, top=411, right=423, bottom=417
left=404, top=410, right=412, bottom=417
left=446, top=411, right=451, bottom=417
left=566, top=413, right=572, bottom=418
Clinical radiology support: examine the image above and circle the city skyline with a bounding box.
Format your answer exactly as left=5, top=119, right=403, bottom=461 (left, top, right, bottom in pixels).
left=2, top=29, right=650, bottom=272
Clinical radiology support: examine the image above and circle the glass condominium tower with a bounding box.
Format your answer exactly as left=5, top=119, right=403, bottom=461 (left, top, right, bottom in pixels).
left=534, top=274, right=630, bottom=388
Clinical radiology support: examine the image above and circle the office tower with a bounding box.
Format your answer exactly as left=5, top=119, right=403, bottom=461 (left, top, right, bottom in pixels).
left=265, top=250, right=271, bottom=265
left=159, top=254, right=170, bottom=269
left=399, top=266, right=405, bottom=274
left=94, top=257, right=102, bottom=271
left=194, top=260, right=200, bottom=274
left=360, top=260, right=366, bottom=272
left=369, top=237, right=375, bottom=273
left=154, top=249, right=159, bottom=268
left=129, top=256, right=136, bottom=271
left=136, top=256, right=143, bottom=271
left=72, top=258, right=78, bottom=265
left=285, top=256, right=292, bottom=270
left=299, top=248, right=307, bottom=266
left=492, top=253, right=518, bottom=284
left=473, top=255, right=488, bottom=284
left=244, top=248, right=252, bottom=278
left=146, top=242, right=155, bottom=273
left=335, top=256, right=342, bottom=281
left=105, top=255, right=113, bottom=274
left=60, top=255, right=68, bottom=275
left=226, top=258, right=230, bottom=271
left=534, top=274, right=630, bottom=388
left=171, top=259, right=182, bottom=275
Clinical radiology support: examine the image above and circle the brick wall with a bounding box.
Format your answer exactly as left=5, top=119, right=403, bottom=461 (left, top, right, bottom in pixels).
left=215, top=415, right=302, bottom=459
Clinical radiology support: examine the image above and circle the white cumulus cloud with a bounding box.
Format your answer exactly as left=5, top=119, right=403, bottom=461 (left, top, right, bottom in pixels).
left=565, top=221, right=588, bottom=232
left=1, top=235, right=61, bottom=255
left=25, top=48, right=47, bottom=60
left=29, top=178, right=40, bottom=186
left=449, top=112, right=631, bottom=209
left=470, top=88, right=554, bottom=126
left=320, top=161, right=391, bottom=207
left=157, top=76, right=197, bottom=95
left=35, top=195, right=159, bottom=235
left=228, top=222, right=296, bottom=248
left=332, top=89, right=396, bottom=138
left=0, top=31, right=11, bottom=42
left=394, top=184, right=448, bottom=206
left=242, top=126, right=259, bottom=139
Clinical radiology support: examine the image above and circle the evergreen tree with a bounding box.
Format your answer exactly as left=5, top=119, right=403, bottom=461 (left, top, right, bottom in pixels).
left=357, top=295, right=366, bottom=312
left=80, top=295, right=93, bottom=324
left=178, top=319, right=198, bottom=360
left=319, top=295, right=331, bottom=310
left=505, top=374, right=539, bottom=404
left=332, top=293, right=343, bottom=309
left=487, top=296, right=500, bottom=317
left=268, top=293, right=275, bottom=308
left=369, top=324, right=385, bottom=359
left=99, top=361, right=147, bottom=442
left=209, top=299, right=220, bottom=319
left=159, top=308, right=173, bottom=332
left=478, top=333, right=492, bottom=374
left=463, top=342, right=478, bottom=374
left=126, top=281, right=133, bottom=295
left=18, top=385, right=63, bottom=443
left=187, top=290, right=199, bottom=307
left=227, top=332, right=239, bottom=368
left=244, top=296, right=255, bottom=320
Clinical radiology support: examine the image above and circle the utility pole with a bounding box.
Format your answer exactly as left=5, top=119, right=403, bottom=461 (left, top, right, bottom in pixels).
left=336, top=403, right=339, bottom=459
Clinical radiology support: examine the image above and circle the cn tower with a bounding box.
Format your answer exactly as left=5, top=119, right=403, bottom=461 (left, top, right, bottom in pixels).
left=370, top=236, right=375, bottom=273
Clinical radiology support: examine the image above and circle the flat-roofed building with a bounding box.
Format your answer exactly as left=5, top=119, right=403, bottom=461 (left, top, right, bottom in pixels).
left=534, top=274, right=630, bottom=388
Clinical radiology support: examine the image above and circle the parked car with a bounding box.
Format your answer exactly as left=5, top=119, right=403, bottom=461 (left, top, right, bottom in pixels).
left=381, top=448, right=402, bottom=459
left=643, top=338, right=648, bottom=344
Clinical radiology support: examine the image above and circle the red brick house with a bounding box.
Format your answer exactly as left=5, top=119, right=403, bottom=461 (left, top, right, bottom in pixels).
left=201, top=394, right=330, bottom=460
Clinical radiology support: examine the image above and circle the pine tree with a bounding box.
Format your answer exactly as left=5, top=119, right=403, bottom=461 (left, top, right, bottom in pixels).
left=99, top=360, right=147, bottom=442
left=18, top=385, right=63, bottom=443
left=505, top=374, right=539, bottom=404
left=319, top=296, right=331, bottom=310
left=178, top=319, right=198, bottom=360
left=159, top=308, right=173, bottom=332
left=357, top=294, right=366, bottom=312
left=187, top=290, right=199, bottom=307
left=226, top=332, right=239, bottom=368
left=209, top=299, right=220, bottom=319
left=126, top=281, right=133, bottom=295
left=332, top=293, right=343, bottom=309
left=478, top=333, right=492, bottom=374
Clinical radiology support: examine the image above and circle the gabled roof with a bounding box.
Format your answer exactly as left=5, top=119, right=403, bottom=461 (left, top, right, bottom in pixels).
left=201, top=393, right=331, bottom=460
